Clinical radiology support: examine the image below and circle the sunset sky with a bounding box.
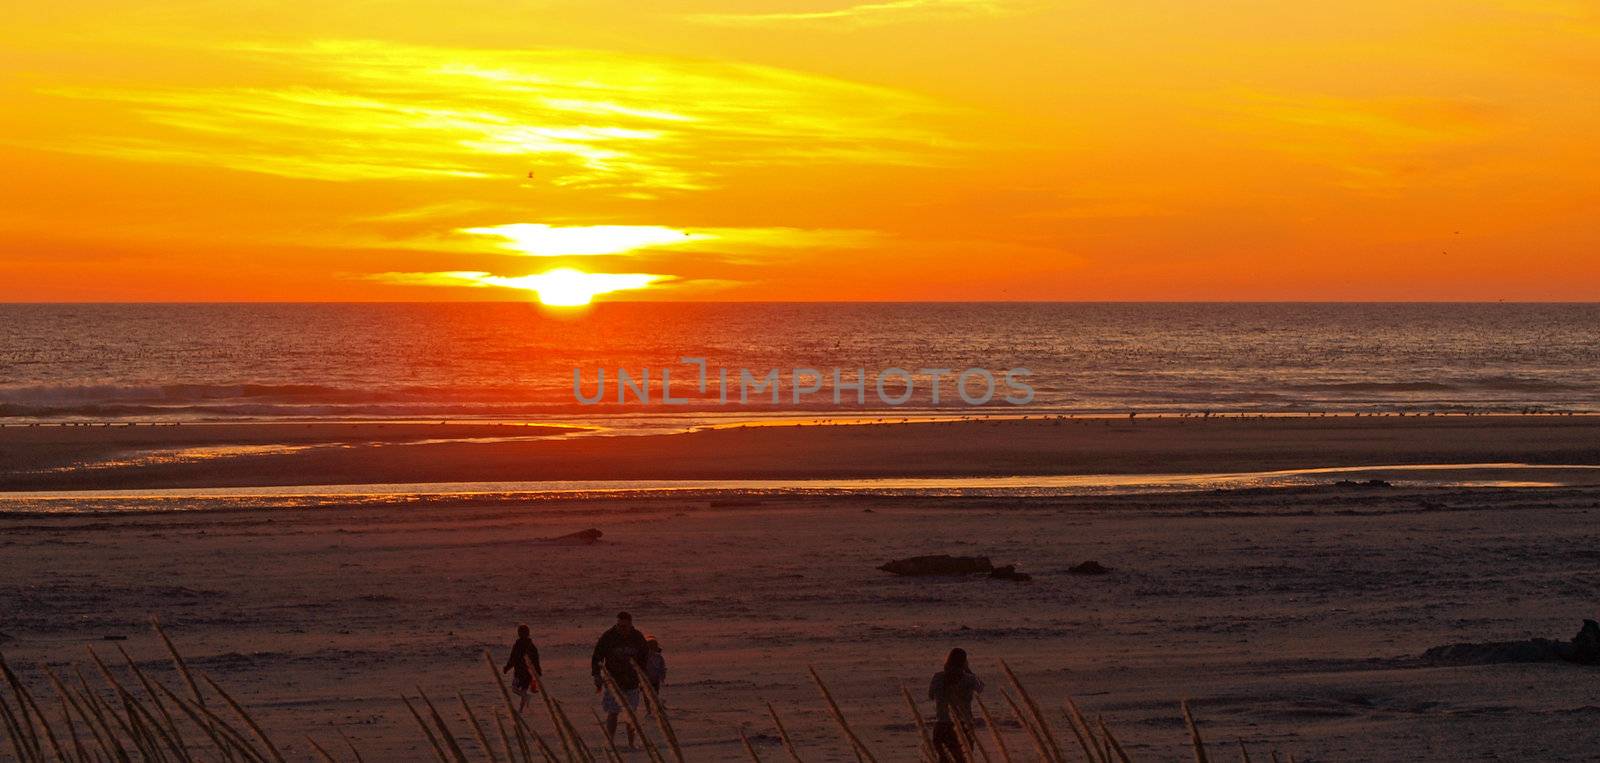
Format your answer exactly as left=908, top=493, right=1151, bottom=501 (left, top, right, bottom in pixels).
left=2, top=0, right=1597, bottom=301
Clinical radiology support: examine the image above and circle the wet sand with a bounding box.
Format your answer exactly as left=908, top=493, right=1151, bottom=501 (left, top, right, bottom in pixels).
left=4, top=415, right=1599, bottom=760
left=0, top=421, right=572, bottom=484
left=4, top=415, right=1600, bottom=490
left=2, top=487, right=1598, bottom=760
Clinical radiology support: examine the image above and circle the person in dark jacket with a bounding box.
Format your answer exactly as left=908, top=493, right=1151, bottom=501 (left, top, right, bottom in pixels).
left=502, top=624, right=543, bottom=711
left=591, top=611, right=649, bottom=748
left=928, top=648, right=984, bottom=762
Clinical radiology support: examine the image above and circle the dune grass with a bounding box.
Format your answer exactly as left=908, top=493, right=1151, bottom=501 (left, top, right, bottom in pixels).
left=0, top=622, right=1296, bottom=762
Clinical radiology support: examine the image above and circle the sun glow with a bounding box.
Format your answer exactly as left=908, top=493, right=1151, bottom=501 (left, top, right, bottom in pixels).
left=6, top=5, right=1600, bottom=301
left=377, top=269, right=666, bottom=305
left=509, top=269, right=661, bottom=305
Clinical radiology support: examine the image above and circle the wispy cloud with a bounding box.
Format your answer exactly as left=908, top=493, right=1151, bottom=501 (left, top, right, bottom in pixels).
left=461, top=224, right=712, bottom=257
left=691, top=0, right=1014, bottom=28
left=383, top=222, right=883, bottom=260
left=371, top=268, right=670, bottom=304
left=1213, top=91, right=1508, bottom=190
left=34, top=40, right=960, bottom=191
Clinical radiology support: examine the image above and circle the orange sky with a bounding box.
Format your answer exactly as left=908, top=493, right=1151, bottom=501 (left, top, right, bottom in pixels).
left=2, top=0, right=1598, bottom=301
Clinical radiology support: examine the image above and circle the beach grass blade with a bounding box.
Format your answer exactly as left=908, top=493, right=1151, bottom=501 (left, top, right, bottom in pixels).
left=306, top=734, right=339, bottom=763
left=806, top=666, right=876, bottom=763
left=418, top=689, right=470, bottom=763
left=999, top=690, right=1048, bottom=762
left=764, top=702, right=803, bottom=763
left=632, top=660, right=685, bottom=763
left=1063, top=698, right=1104, bottom=763
left=589, top=709, right=624, bottom=763
left=740, top=726, right=763, bottom=762
left=1182, top=700, right=1209, bottom=763
left=1098, top=717, right=1131, bottom=763
left=898, top=687, right=936, bottom=762
left=459, top=693, right=500, bottom=763
left=201, top=673, right=285, bottom=763
left=997, top=660, right=1063, bottom=762
left=403, top=695, right=451, bottom=763
left=597, top=661, right=664, bottom=763
left=974, top=694, right=1011, bottom=763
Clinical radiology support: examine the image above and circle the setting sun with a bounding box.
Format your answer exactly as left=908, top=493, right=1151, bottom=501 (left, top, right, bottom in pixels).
left=5, top=3, right=1600, bottom=759
left=7, top=1, right=1598, bottom=301
left=511, top=269, right=662, bottom=306
left=371, top=268, right=667, bottom=304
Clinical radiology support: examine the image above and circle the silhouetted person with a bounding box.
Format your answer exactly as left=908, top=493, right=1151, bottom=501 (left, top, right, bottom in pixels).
left=928, top=648, right=983, bottom=762
left=592, top=611, right=649, bottom=748
left=502, top=624, right=543, bottom=711
left=643, top=636, right=667, bottom=716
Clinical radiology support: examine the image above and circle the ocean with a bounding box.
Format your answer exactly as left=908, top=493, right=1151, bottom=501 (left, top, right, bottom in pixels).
left=2, top=302, right=1598, bottom=423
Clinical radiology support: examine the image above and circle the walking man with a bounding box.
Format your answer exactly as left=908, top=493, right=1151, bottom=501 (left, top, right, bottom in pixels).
left=591, top=611, right=649, bottom=748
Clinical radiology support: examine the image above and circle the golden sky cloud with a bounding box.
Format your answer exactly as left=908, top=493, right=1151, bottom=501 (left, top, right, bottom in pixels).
left=1, top=0, right=1597, bottom=300
left=690, top=0, right=1018, bottom=28
left=373, top=268, right=670, bottom=305
left=32, top=39, right=958, bottom=190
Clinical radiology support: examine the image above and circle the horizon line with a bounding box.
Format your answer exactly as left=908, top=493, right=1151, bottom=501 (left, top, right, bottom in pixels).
left=1, top=299, right=1598, bottom=306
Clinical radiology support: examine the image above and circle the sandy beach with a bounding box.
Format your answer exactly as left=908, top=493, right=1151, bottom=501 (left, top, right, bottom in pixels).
left=2, top=416, right=1599, bottom=760
left=5, top=415, right=1600, bottom=491
left=9, top=0, right=1600, bottom=752
left=3, top=486, right=1599, bottom=760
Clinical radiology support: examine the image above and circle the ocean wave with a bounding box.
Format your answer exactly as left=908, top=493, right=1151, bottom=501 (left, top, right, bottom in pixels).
left=1290, top=382, right=1459, bottom=393
left=0, top=402, right=567, bottom=419
left=0, top=383, right=340, bottom=403
left=1290, top=376, right=1582, bottom=394
left=3, top=303, right=1598, bottom=422
left=1458, top=375, right=1584, bottom=392
left=0, top=375, right=1590, bottom=421
left=0, top=383, right=564, bottom=407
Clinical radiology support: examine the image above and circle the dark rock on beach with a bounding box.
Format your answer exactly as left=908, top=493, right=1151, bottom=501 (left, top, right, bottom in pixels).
left=1333, top=479, right=1393, bottom=488
left=879, top=555, right=994, bottom=576
left=1067, top=560, right=1111, bottom=575
left=878, top=555, right=1032, bottom=581
left=1423, top=638, right=1567, bottom=665
left=547, top=528, right=604, bottom=545
left=988, top=564, right=1032, bottom=582
left=1424, top=619, right=1600, bottom=666
left=1568, top=619, right=1600, bottom=664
